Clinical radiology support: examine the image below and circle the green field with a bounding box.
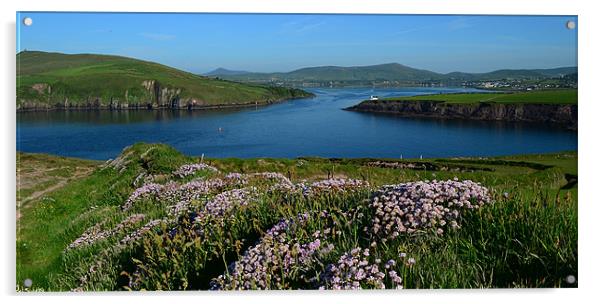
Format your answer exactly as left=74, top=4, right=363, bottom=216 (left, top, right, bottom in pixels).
left=385, top=90, right=577, bottom=105
left=17, top=51, right=312, bottom=109
left=16, top=144, right=577, bottom=291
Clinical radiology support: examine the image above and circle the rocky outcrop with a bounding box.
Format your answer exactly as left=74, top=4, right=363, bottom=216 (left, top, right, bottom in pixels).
left=346, top=99, right=577, bottom=130
left=17, top=80, right=313, bottom=112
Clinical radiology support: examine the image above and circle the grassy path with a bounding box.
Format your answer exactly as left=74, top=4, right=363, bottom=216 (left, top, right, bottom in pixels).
left=17, top=166, right=96, bottom=220
left=16, top=153, right=100, bottom=221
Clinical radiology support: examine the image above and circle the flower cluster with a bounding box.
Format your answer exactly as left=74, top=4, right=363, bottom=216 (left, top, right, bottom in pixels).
left=124, top=178, right=229, bottom=211
left=318, top=247, right=405, bottom=290
left=119, top=219, right=165, bottom=246
left=166, top=200, right=192, bottom=217
left=369, top=179, right=491, bottom=240
left=301, top=178, right=369, bottom=196
left=194, top=188, right=258, bottom=226
left=68, top=214, right=146, bottom=250
left=250, top=172, right=293, bottom=186
left=268, top=178, right=369, bottom=198
left=211, top=213, right=330, bottom=290
left=224, top=172, right=249, bottom=186
left=169, top=178, right=226, bottom=203
left=268, top=181, right=301, bottom=195
left=122, top=183, right=164, bottom=210
left=173, top=163, right=219, bottom=178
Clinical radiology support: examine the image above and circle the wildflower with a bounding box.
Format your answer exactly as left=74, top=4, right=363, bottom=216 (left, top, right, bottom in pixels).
left=173, top=162, right=219, bottom=178
left=211, top=213, right=323, bottom=290
left=368, top=180, right=491, bottom=240
left=319, top=247, right=404, bottom=290
left=68, top=214, right=146, bottom=250
left=122, top=183, right=164, bottom=210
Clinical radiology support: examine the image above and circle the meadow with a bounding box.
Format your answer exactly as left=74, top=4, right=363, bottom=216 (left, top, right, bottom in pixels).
left=385, top=89, right=577, bottom=105
left=16, top=143, right=577, bottom=291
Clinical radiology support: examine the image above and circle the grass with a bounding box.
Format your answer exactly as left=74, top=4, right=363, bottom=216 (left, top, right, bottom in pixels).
left=17, top=51, right=312, bottom=108
left=16, top=152, right=99, bottom=208
left=384, top=89, right=577, bottom=105
left=16, top=144, right=577, bottom=290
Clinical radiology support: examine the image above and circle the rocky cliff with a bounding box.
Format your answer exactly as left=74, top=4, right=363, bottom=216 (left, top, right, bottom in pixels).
left=346, top=99, right=577, bottom=130
left=17, top=80, right=313, bottom=111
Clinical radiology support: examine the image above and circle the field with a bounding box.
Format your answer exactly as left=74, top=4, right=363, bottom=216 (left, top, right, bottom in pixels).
left=16, top=143, right=577, bottom=291
left=385, top=89, right=577, bottom=105
left=17, top=51, right=311, bottom=108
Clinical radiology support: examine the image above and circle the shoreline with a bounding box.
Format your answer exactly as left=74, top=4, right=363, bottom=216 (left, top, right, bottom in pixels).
left=346, top=99, right=577, bottom=131
left=16, top=148, right=579, bottom=163
left=16, top=95, right=314, bottom=113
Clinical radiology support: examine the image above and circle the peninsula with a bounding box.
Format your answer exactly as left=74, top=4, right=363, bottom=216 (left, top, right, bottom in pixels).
left=346, top=90, right=578, bottom=130
left=17, top=51, right=313, bottom=111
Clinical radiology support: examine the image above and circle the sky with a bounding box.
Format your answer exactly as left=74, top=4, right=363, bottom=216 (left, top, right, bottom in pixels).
left=16, top=13, right=577, bottom=74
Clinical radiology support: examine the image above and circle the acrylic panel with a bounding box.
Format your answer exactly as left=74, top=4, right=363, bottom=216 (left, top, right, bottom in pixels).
left=16, top=12, right=577, bottom=291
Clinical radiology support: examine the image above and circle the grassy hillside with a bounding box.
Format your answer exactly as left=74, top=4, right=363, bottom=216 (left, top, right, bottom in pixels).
left=16, top=143, right=577, bottom=291
left=16, top=51, right=312, bottom=110
left=386, top=89, right=577, bottom=105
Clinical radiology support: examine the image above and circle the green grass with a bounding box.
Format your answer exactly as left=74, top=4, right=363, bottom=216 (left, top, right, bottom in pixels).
left=16, top=152, right=99, bottom=207
left=16, top=144, right=577, bottom=290
left=384, top=89, right=577, bottom=105
left=17, top=51, right=312, bottom=108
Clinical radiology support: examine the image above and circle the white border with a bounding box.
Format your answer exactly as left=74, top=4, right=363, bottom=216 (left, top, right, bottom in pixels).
left=2, top=0, right=601, bottom=303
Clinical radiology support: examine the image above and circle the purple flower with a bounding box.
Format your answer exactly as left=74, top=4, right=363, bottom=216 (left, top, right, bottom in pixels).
left=173, top=163, right=219, bottom=178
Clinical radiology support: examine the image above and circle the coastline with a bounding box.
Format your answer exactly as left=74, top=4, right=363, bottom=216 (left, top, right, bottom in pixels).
left=346, top=99, right=578, bottom=131
left=16, top=94, right=314, bottom=112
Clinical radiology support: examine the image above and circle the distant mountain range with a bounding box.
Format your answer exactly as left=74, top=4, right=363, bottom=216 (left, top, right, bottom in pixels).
left=205, top=63, right=577, bottom=83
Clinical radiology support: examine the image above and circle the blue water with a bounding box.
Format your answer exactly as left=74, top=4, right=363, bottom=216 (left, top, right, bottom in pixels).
left=16, top=87, right=577, bottom=160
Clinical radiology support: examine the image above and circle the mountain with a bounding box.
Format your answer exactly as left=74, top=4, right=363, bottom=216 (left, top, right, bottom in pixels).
left=219, top=63, right=443, bottom=82
left=275, top=63, right=442, bottom=81
left=16, top=51, right=312, bottom=111
left=205, top=68, right=251, bottom=76
left=210, top=63, right=577, bottom=83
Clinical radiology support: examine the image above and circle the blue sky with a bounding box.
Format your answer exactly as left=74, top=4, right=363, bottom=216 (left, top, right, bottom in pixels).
left=16, top=13, right=577, bottom=74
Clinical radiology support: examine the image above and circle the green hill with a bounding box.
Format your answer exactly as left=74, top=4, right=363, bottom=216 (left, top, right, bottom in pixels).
left=209, top=63, right=577, bottom=83
left=277, top=63, right=442, bottom=81
left=452, top=67, right=577, bottom=81
left=16, top=51, right=312, bottom=111
left=213, top=63, right=443, bottom=82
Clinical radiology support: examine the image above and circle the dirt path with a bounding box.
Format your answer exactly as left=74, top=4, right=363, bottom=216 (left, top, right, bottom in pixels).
left=17, top=167, right=95, bottom=221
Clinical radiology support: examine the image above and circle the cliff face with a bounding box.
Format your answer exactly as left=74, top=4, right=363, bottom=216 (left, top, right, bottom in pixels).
left=17, top=80, right=313, bottom=111
left=347, top=100, right=577, bottom=130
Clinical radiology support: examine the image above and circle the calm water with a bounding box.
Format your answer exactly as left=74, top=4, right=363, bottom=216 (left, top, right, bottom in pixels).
left=17, top=87, right=577, bottom=160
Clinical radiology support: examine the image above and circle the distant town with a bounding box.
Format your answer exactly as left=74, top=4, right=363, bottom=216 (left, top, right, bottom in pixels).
left=248, top=73, right=578, bottom=91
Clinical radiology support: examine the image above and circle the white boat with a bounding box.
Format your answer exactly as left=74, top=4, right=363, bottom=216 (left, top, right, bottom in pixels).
left=369, top=95, right=379, bottom=100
